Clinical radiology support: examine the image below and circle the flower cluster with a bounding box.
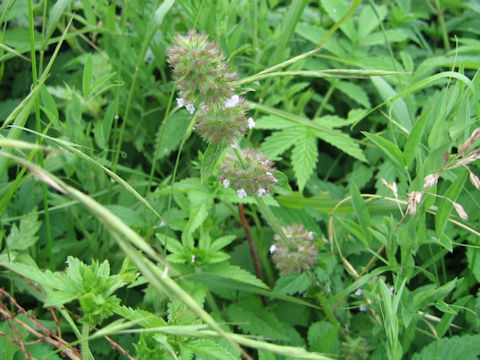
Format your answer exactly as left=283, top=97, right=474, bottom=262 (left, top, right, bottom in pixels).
left=219, top=148, right=277, bottom=198
left=269, top=224, right=318, bottom=275
left=167, top=30, right=253, bottom=144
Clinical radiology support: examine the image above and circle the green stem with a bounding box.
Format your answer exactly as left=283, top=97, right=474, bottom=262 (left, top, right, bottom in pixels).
left=81, top=323, right=90, bottom=360
left=434, top=0, right=450, bottom=52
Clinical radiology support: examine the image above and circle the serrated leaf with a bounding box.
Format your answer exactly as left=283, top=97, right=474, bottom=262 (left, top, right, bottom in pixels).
left=204, top=263, right=268, bottom=289
left=274, top=272, right=311, bottom=295
left=226, top=296, right=287, bottom=340
left=45, top=291, right=78, bottom=307
left=256, top=115, right=295, bottom=129
left=308, top=321, right=340, bottom=354
left=411, top=335, right=480, bottom=360
left=261, top=128, right=302, bottom=159
left=6, top=210, right=41, bottom=251
left=209, top=235, right=236, bottom=252
left=334, top=81, right=371, bottom=108
left=0, top=262, right=72, bottom=293
left=291, top=129, right=317, bottom=191
left=185, top=339, right=239, bottom=360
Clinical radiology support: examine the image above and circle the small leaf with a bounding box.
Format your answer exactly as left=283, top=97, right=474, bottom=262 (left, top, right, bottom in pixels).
left=226, top=296, right=286, bottom=340
left=291, top=129, right=318, bottom=191
left=350, top=182, right=372, bottom=242
left=261, top=128, right=301, bottom=159
left=185, top=339, right=239, bottom=360
left=6, top=210, right=42, bottom=251
left=273, top=272, right=311, bottom=295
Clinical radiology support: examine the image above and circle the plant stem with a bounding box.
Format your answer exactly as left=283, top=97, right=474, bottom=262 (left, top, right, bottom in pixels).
left=81, top=323, right=90, bottom=360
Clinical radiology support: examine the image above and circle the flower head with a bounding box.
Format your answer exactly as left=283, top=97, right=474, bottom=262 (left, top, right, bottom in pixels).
left=236, top=189, right=248, bottom=198
left=194, top=97, right=250, bottom=144
left=270, top=224, right=318, bottom=275
left=167, top=30, right=237, bottom=106
left=219, top=148, right=277, bottom=197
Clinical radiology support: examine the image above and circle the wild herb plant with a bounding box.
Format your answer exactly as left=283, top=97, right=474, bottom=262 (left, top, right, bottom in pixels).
left=1, top=1, right=480, bottom=360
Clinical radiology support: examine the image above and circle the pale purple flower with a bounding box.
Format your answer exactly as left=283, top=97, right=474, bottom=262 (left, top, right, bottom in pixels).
left=307, top=232, right=314, bottom=240
left=258, top=188, right=267, bottom=197
left=237, top=189, right=247, bottom=198
left=355, top=288, right=363, bottom=296
left=222, top=179, right=230, bottom=188
left=191, top=254, right=196, bottom=263
left=247, top=117, right=256, bottom=129
left=231, top=144, right=238, bottom=149
left=225, top=94, right=240, bottom=108
left=176, top=97, right=185, bottom=107
left=389, top=287, right=394, bottom=296
left=269, top=244, right=277, bottom=254
left=359, top=304, right=367, bottom=312
left=185, top=103, right=195, bottom=114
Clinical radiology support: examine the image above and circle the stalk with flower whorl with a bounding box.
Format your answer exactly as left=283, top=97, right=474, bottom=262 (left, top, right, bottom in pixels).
left=219, top=148, right=277, bottom=198
left=167, top=30, right=255, bottom=145
left=269, top=224, right=318, bottom=275
left=167, top=29, right=237, bottom=106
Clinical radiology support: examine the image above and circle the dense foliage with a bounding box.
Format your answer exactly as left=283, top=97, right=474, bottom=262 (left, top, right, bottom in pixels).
left=1, top=1, right=480, bottom=359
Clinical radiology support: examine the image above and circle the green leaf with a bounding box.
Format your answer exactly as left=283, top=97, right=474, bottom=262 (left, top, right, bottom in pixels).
left=411, top=335, right=480, bottom=360
left=350, top=182, right=372, bottom=241
left=94, top=99, right=116, bottom=149
left=209, top=235, right=236, bottom=252
left=45, top=291, right=78, bottom=307
left=106, top=205, right=144, bottom=228
left=435, top=170, right=468, bottom=234
left=308, top=321, right=340, bottom=354
left=186, top=339, right=239, bottom=360
left=226, top=296, right=287, bottom=340
left=371, top=76, right=412, bottom=131
left=261, top=128, right=302, bottom=159
left=291, top=129, right=318, bottom=191
left=255, top=115, right=294, bottom=129
left=156, top=111, right=191, bottom=159
left=321, top=0, right=355, bottom=41
left=82, top=53, right=93, bottom=98
left=202, top=263, right=269, bottom=289
left=363, top=132, right=405, bottom=169
left=404, top=107, right=431, bottom=167
left=274, top=272, right=311, bottom=295
left=46, top=0, right=71, bottom=38
left=6, top=210, right=41, bottom=251
left=334, top=81, right=371, bottom=108
left=201, top=143, right=223, bottom=183
left=253, top=102, right=366, bottom=162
